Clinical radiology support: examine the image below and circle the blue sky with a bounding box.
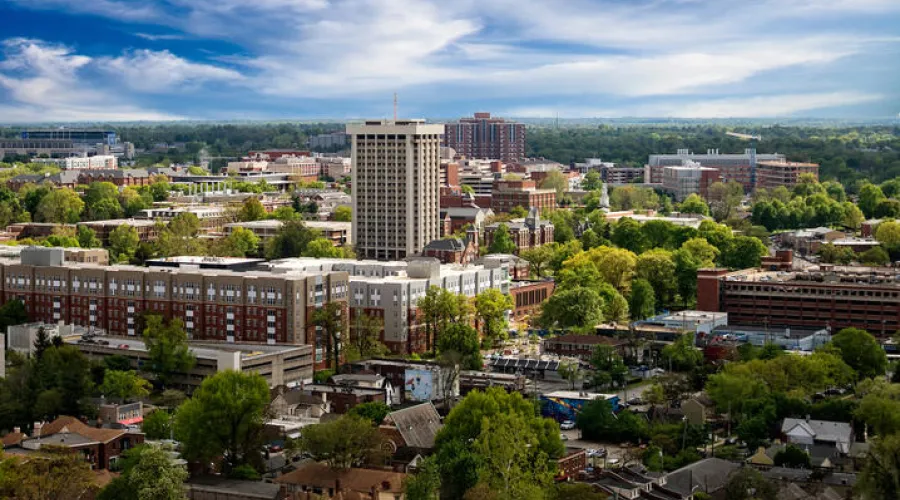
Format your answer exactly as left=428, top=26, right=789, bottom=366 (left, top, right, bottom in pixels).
left=0, top=0, right=898, bottom=122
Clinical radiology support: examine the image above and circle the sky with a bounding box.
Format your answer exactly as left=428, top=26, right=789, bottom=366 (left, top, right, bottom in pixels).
left=0, top=0, right=898, bottom=122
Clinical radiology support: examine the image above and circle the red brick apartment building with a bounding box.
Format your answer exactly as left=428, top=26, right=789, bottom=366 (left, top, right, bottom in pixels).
left=755, top=160, right=820, bottom=191
left=491, top=179, right=556, bottom=214
left=444, top=112, right=526, bottom=162
left=510, top=280, right=555, bottom=321
left=0, top=249, right=348, bottom=369
left=698, top=266, right=900, bottom=334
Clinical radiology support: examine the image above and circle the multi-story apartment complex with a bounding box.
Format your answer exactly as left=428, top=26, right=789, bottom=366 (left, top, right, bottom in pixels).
left=266, top=257, right=510, bottom=354
left=307, top=132, right=350, bottom=150
left=491, top=179, right=556, bottom=214
left=662, top=162, right=720, bottom=201
left=755, top=160, right=819, bottom=191
left=698, top=266, right=900, bottom=334
left=601, top=165, right=645, bottom=185
left=348, top=120, right=443, bottom=260
left=444, top=113, right=526, bottom=162
left=647, top=149, right=786, bottom=190
left=0, top=248, right=349, bottom=369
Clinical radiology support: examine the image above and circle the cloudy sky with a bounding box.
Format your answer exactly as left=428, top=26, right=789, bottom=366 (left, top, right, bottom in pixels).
left=0, top=0, right=898, bottom=122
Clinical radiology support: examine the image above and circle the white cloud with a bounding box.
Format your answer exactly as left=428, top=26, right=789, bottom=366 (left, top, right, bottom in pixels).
left=100, top=49, right=243, bottom=92
left=135, top=33, right=187, bottom=41
left=0, top=39, right=182, bottom=122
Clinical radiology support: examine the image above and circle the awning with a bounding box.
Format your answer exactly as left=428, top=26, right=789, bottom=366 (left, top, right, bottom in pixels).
left=119, top=417, right=144, bottom=425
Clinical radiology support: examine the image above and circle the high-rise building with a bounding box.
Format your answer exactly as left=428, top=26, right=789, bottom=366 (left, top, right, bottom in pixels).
left=348, top=120, right=443, bottom=260
left=444, top=112, right=526, bottom=162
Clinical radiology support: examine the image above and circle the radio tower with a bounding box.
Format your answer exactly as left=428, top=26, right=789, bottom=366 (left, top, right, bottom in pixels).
left=393, top=93, right=398, bottom=121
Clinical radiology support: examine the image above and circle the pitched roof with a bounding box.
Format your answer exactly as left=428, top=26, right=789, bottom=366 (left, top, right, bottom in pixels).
left=778, top=482, right=812, bottom=500
left=781, top=418, right=852, bottom=447
left=665, top=458, right=738, bottom=496
left=1, top=431, right=26, bottom=448
left=38, top=416, right=129, bottom=444
left=424, top=238, right=465, bottom=252
left=382, top=402, right=442, bottom=449
left=274, top=462, right=407, bottom=494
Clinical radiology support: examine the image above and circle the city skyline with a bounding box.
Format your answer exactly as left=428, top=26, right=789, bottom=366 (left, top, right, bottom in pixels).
left=0, top=0, right=898, bottom=122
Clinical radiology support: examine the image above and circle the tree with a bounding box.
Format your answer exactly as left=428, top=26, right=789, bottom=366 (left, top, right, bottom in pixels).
left=77, top=225, right=102, bottom=248
left=635, top=249, right=676, bottom=306
left=265, top=220, right=318, bottom=259
left=558, top=361, right=582, bottom=390
left=720, top=235, right=767, bottom=270
left=142, top=410, right=173, bottom=440
left=773, top=444, right=812, bottom=469
left=302, top=238, right=352, bottom=258
left=238, top=197, right=267, bottom=221
left=629, top=278, right=656, bottom=320
left=488, top=223, right=518, bottom=254
left=109, top=225, right=140, bottom=263
left=679, top=194, right=710, bottom=216
left=876, top=220, right=900, bottom=252
left=33, top=326, right=52, bottom=360
left=538, top=170, right=568, bottom=197
left=0, top=299, right=28, bottom=333
left=509, top=205, right=529, bottom=218
left=175, top=370, right=270, bottom=473
left=520, top=245, right=554, bottom=278
left=211, top=226, right=260, bottom=257
left=404, top=457, right=442, bottom=500
left=83, top=182, right=123, bottom=220
left=548, top=483, right=608, bottom=500
left=875, top=199, right=900, bottom=219
left=314, top=301, right=346, bottom=371
left=333, top=205, right=352, bottom=222
left=842, top=202, right=865, bottom=230
left=582, top=172, right=602, bottom=191
left=142, top=315, right=196, bottom=388
left=723, top=467, right=777, bottom=500
left=474, top=289, right=513, bottom=345
left=437, top=323, right=481, bottom=370
left=832, top=327, right=887, bottom=379
left=149, top=180, right=170, bottom=202
left=856, top=434, right=900, bottom=500
left=434, top=388, right=563, bottom=499
left=350, top=311, right=388, bottom=360
left=294, top=414, right=386, bottom=469
left=156, top=213, right=206, bottom=257
left=662, top=333, right=702, bottom=371
left=347, top=401, right=391, bottom=425
left=858, top=182, right=886, bottom=218
left=127, top=445, right=188, bottom=500
left=120, top=187, right=152, bottom=217
left=36, top=188, right=84, bottom=223
left=590, top=345, right=629, bottom=389
left=0, top=446, right=97, bottom=500
left=101, top=370, right=151, bottom=403
left=539, top=287, right=604, bottom=332
left=611, top=217, right=648, bottom=254
left=707, top=181, right=744, bottom=221
left=577, top=399, right=648, bottom=443
left=861, top=246, right=890, bottom=266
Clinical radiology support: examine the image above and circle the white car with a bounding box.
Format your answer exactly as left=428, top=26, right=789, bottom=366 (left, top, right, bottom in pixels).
left=560, top=420, right=576, bottom=430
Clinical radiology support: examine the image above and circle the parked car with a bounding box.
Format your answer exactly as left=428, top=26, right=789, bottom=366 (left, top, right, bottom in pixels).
left=559, top=434, right=569, bottom=441
left=267, top=444, right=284, bottom=453
left=560, top=420, right=576, bottom=430
left=627, top=397, right=643, bottom=405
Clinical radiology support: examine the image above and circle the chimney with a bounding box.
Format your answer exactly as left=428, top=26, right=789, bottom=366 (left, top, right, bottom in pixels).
left=33, top=422, right=43, bottom=436
left=806, top=414, right=811, bottom=422
left=13, top=426, right=20, bottom=434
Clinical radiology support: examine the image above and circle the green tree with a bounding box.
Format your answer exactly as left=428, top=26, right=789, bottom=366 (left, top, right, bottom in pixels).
left=774, top=444, right=812, bottom=468
left=679, top=193, right=710, bottom=216
left=0, top=446, right=97, bottom=500
left=539, top=170, right=568, bottom=196
left=577, top=399, right=648, bottom=443
left=661, top=333, right=702, bottom=371
left=434, top=388, right=563, bottom=499
left=142, top=315, right=196, bottom=388
left=128, top=445, right=187, bottom=500
left=156, top=213, right=206, bottom=257
left=333, top=205, right=352, bottom=222
left=149, top=180, right=170, bottom=202
left=842, top=202, right=865, bottom=230
left=590, top=344, right=629, bottom=389
left=0, top=299, right=28, bottom=333
left=707, top=181, right=744, bottom=221
left=238, top=197, right=267, bottom=221
left=856, top=434, right=900, bottom=500
left=832, top=327, right=887, bottom=379
left=488, top=223, right=518, bottom=254
left=142, top=410, right=173, bottom=440
left=539, top=287, right=604, bottom=332
left=347, top=401, right=391, bottom=425
left=629, top=278, right=656, bottom=320
left=876, top=220, right=900, bottom=253
left=264, top=220, right=318, bottom=259
left=293, top=414, right=386, bottom=469
left=76, top=225, right=102, bottom=248
left=350, top=311, right=389, bottom=360
left=437, top=323, right=482, bottom=370
left=635, top=249, right=676, bottom=306
left=858, top=182, right=887, bottom=218
left=557, top=360, right=582, bottom=390
left=83, top=182, right=123, bottom=220
left=100, top=370, right=151, bottom=403
left=611, top=217, right=648, bottom=254
left=404, top=457, right=442, bottom=500
left=720, top=235, right=767, bottom=270
left=108, top=225, right=140, bottom=263
left=474, top=412, right=554, bottom=500
left=509, top=205, right=528, bottom=219
left=36, top=188, right=84, bottom=223
left=474, top=288, right=513, bottom=345
left=174, top=370, right=270, bottom=473
left=120, top=187, right=152, bottom=217
left=313, top=301, right=346, bottom=371
left=520, top=245, right=554, bottom=278
left=302, top=238, right=348, bottom=258
left=861, top=246, right=890, bottom=266
left=211, top=226, right=260, bottom=257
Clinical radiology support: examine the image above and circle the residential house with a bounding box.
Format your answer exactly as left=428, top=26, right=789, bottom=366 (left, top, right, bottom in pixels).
left=274, top=462, right=407, bottom=500
left=664, top=458, right=738, bottom=498
left=380, top=403, right=443, bottom=455
left=781, top=418, right=853, bottom=454
left=681, top=395, right=714, bottom=427
left=330, top=373, right=398, bottom=406
left=11, top=416, right=144, bottom=470
left=186, top=477, right=284, bottom=500
left=303, top=384, right=386, bottom=414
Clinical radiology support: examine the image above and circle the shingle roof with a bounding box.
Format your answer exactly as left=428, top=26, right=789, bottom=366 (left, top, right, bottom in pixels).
left=38, top=416, right=128, bottom=444
left=383, top=402, right=442, bottom=449
left=424, top=238, right=465, bottom=252
left=665, top=458, right=738, bottom=496
left=781, top=418, right=852, bottom=450
left=1, top=431, right=26, bottom=448
left=274, top=462, right=407, bottom=494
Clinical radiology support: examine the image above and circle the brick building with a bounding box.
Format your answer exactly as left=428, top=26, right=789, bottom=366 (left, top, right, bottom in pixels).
left=0, top=248, right=348, bottom=369
left=509, top=280, right=554, bottom=321
left=698, top=266, right=900, bottom=334
left=77, top=219, right=160, bottom=245
left=491, top=179, right=556, bottom=214
left=484, top=208, right=554, bottom=254
left=422, top=234, right=479, bottom=265
left=755, top=160, right=819, bottom=191
left=15, top=416, right=144, bottom=470
left=542, top=334, right=629, bottom=360
left=648, top=149, right=785, bottom=191
left=444, top=112, right=526, bottom=162
left=8, top=169, right=152, bottom=191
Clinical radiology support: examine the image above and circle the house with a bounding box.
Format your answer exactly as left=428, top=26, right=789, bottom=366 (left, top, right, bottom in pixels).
left=665, top=458, right=738, bottom=498
left=557, top=447, right=587, bottom=479
left=10, top=416, right=144, bottom=470
left=330, top=373, right=398, bottom=406
left=776, top=483, right=843, bottom=500
left=681, top=394, right=714, bottom=426
left=303, top=384, right=386, bottom=414
left=274, top=462, right=407, bottom=500
left=781, top=418, right=853, bottom=454
left=422, top=233, right=479, bottom=265
left=270, top=389, right=331, bottom=420
left=752, top=443, right=845, bottom=470
left=186, top=476, right=284, bottom=500
left=380, top=403, right=443, bottom=454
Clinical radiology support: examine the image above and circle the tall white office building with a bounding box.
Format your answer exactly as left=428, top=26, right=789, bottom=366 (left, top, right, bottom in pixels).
left=348, top=120, right=443, bottom=260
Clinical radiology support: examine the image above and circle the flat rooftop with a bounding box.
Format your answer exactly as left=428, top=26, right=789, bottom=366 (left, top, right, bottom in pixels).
left=543, top=390, right=617, bottom=400
left=70, top=335, right=309, bottom=360
left=649, top=311, right=728, bottom=323
left=725, top=267, right=900, bottom=287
